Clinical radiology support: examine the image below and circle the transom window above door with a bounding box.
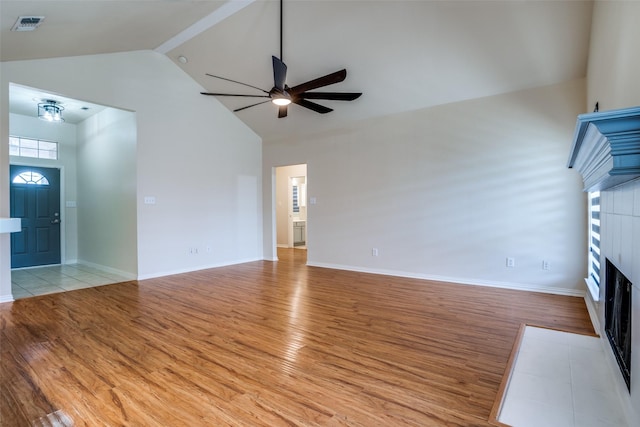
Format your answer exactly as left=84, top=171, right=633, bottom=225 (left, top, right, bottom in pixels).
left=9, top=136, right=58, bottom=160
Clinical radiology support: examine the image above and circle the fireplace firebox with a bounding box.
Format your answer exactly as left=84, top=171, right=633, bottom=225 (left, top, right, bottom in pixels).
left=604, top=259, right=632, bottom=391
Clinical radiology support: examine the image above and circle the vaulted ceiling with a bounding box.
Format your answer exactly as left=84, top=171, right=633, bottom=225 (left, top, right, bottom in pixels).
left=1, top=0, right=593, bottom=141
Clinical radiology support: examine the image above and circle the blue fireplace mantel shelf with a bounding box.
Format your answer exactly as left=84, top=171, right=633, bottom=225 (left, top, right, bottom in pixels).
left=567, top=106, right=640, bottom=192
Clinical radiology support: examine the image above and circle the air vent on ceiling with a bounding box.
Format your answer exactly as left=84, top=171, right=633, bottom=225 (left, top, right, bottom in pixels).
left=11, top=16, right=45, bottom=32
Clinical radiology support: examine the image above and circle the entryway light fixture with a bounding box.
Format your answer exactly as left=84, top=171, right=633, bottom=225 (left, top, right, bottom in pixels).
left=38, top=100, right=64, bottom=123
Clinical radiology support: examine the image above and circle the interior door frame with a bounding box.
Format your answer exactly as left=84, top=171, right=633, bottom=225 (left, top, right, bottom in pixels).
left=9, top=162, right=66, bottom=267
left=288, top=175, right=307, bottom=248
left=287, top=176, right=294, bottom=248
left=272, top=164, right=307, bottom=258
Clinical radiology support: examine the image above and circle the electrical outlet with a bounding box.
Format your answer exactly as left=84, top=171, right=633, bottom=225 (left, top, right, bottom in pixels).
left=506, top=257, right=515, bottom=268
left=542, top=260, right=550, bottom=270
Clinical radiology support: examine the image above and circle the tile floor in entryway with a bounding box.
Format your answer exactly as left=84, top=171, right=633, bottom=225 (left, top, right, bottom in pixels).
left=499, top=326, right=628, bottom=427
left=11, top=264, right=131, bottom=300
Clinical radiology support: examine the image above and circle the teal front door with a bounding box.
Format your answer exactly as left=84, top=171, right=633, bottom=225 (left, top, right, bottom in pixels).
left=10, top=165, right=61, bottom=268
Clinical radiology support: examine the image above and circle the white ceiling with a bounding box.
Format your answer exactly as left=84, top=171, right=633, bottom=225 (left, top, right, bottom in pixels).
left=1, top=0, right=594, bottom=141
left=9, top=83, right=107, bottom=124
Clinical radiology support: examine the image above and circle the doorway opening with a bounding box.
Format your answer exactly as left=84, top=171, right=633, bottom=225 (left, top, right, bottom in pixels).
left=275, top=164, right=307, bottom=258
left=7, top=83, right=138, bottom=299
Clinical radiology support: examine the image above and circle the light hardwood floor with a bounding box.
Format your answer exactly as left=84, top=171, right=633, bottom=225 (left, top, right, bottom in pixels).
left=1, top=249, right=593, bottom=426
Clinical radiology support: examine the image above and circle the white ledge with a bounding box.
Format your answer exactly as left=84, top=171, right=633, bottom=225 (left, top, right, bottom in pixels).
left=585, top=276, right=600, bottom=302
left=567, top=106, right=640, bottom=191
left=0, top=218, right=21, bottom=234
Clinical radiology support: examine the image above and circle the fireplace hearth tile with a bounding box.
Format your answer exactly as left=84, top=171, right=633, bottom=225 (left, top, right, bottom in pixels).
left=499, top=326, right=628, bottom=427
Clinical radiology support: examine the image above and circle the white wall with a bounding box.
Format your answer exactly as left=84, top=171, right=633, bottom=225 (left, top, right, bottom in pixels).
left=264, top=79, right=587, bottom=295
left=9, top=112, right=79, bottom=263
left=586, top=1, right=640, bottom=425
left=0, top=50, right=263, bottom=300
left=586, top=1, right=640, bottom=113
left=0, top=80, right=10, bottom=301
left=77, top=108, right=137, bottom=275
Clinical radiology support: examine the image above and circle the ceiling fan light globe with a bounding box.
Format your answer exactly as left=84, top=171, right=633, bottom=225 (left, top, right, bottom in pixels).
left=272, top=98, right=292, bottom=106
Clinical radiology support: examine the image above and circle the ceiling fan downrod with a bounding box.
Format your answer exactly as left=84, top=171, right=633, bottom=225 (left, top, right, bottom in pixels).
left=280, top=0, right=283, bottom=62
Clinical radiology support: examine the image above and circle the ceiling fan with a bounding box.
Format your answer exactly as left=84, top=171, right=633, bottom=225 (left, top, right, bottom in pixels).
left=200, top=0, right=362, bottom=118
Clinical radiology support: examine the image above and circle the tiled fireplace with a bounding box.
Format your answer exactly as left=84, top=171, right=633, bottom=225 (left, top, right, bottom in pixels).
left=567, top=106, right=640, bottom=425
left=596, top=180, right=640, bottom=425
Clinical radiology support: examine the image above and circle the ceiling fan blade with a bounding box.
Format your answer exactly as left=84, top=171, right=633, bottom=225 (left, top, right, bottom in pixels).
left=272, top=56, right=288, bottom=91
left=289, top=69, right=347, bottom=95
left=234, top=100, right=271, bottom=112
left=205, top=73, right=269, bottom=94
left=293, top=99, right=333, bottom=114
left=278, top=105, right=288, bottom=118
left=201, top=93, right=270, bottom=98
left=298, top=92, right=362, bottom=101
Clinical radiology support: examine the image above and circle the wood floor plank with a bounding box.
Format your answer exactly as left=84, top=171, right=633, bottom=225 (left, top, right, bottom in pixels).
left=0, top=249, right=593, bottom=426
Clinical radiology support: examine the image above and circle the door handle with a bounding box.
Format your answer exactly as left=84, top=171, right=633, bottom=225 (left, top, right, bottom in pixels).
left=51, top=219, right=61, bottom=224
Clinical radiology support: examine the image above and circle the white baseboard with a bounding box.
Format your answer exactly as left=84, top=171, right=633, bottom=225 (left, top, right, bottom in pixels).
left=0, top=294, right=14, bottom=303
left=305, top=261, right=586, bottom=297
left=76, top=260, right=136, bottom=281
left=137, top=257, right=263, bottom=280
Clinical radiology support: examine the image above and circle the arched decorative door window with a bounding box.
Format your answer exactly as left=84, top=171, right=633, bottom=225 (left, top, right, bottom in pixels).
left=12, top=171, right=50, bottom=185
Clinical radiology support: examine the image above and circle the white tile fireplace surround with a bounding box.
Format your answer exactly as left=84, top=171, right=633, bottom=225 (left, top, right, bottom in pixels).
left=588, top=178, right=640, bottom=426
left=566, top=105, right=640, bottom=426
